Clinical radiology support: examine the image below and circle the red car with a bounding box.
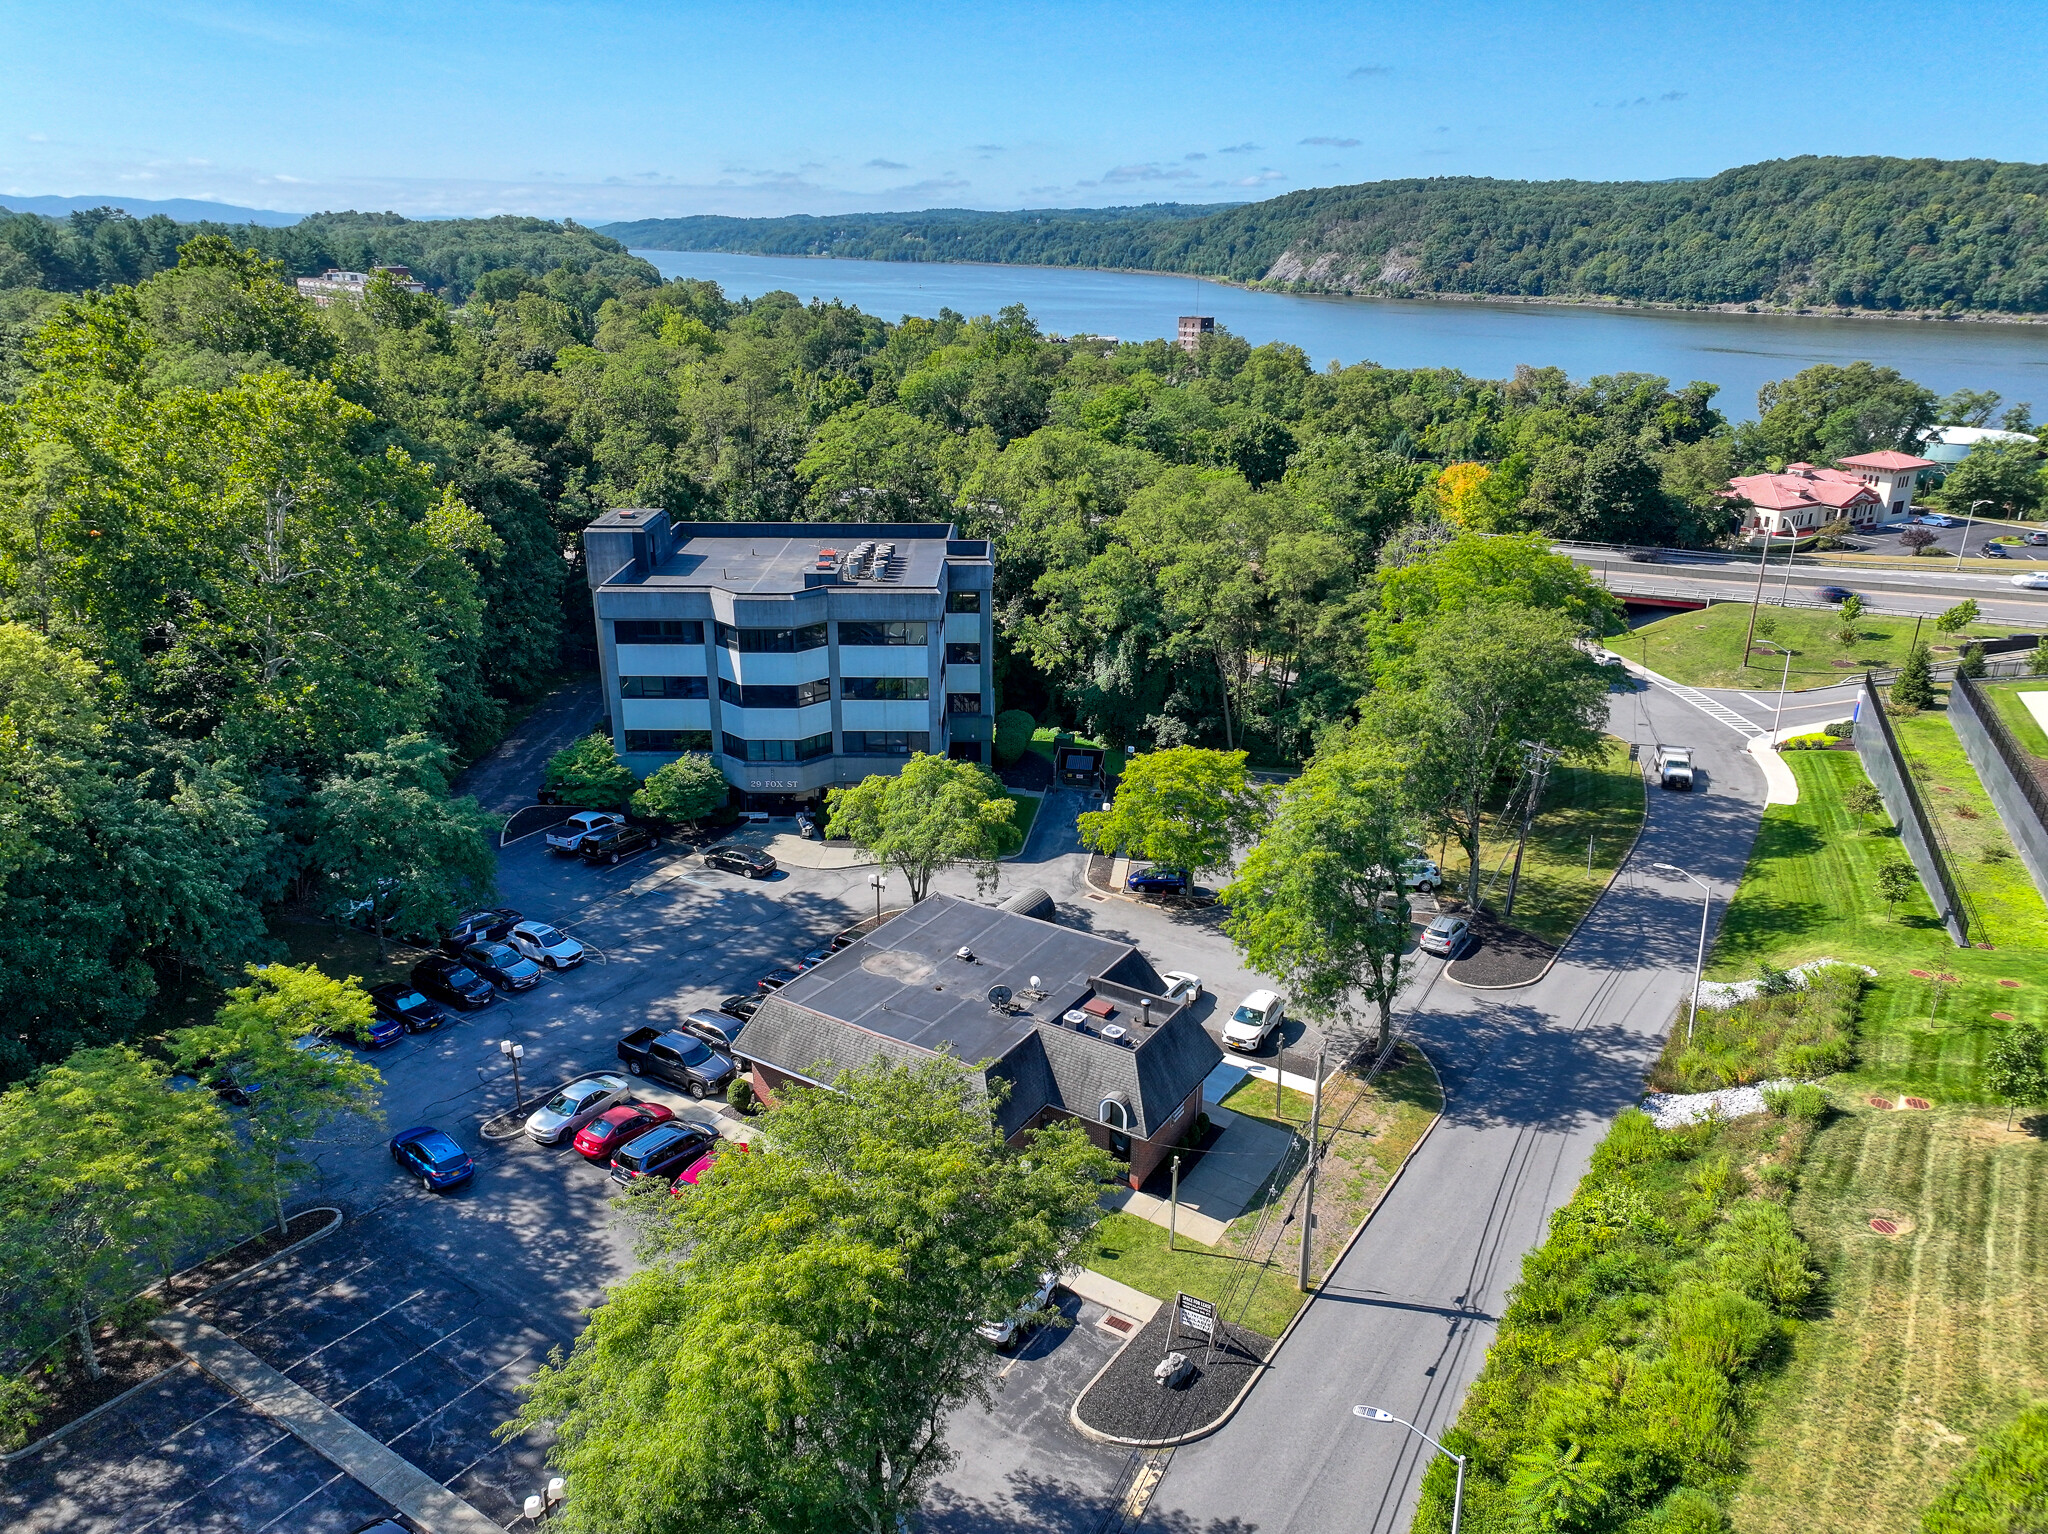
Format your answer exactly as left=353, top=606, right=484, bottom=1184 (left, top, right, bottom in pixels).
left=571, top=1101, right=673, bottom=1160
left=671, top=1138, right=748, bottom=1194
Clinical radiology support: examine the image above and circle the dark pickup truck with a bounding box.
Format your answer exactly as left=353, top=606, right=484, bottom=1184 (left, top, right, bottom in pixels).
left=616, top=1026, right=736, bottom=1100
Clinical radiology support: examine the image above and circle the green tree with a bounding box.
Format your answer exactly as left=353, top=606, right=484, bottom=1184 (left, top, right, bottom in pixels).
left=992, top=708, right=1035, bottom=767
left=1076, top=746, right=1267, bottom=881
left=0, top=1046, right=242, bottom=1379
left=1747, top=362, right=1938, bottom=466
left=1891, top=644, right=1936, bottom=711
left=2030, top=641, right=2048, bottom=677
left=544, top=732, right=638, bottom=810
left=1508, top=1441, right=1608, bottom=1532
left=796, top=403, right=968, bottom=518
left=310, top=736, right=497, bottom=954
left=1937, top=598, right=1980, bottom=634
left=826, top=755, right=1021, bottom=902
left=509, top=1056, right=1114, bottom=1534
left=630, top=753, right=728, bottom=825
left=1985, top=1021, right=2048, bottom=1131
left=1371, top=531, right=1618, bottom=667
left=1222, top=730, right=1419, bottom=1052
left=171, top=965, right=383, bottom=1235
left=1958, top=642, right=1988, bottom=680
left=1876, top=860, right=1919, bottom=915
left=1938, top=438, right=2043, bottom=520
left=1840, top=592, right=1864, bottom=623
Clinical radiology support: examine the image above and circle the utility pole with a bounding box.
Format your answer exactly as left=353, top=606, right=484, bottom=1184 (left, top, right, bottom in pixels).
left=1741, top=511, right=1773, bottom=663
left=1299, top=1047, right=1324, bottom=1291
left=1168, top=1153, right=1179, bottom=1252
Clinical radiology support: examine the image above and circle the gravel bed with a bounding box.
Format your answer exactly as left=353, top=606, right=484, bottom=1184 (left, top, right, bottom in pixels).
left=1071, top=1305, right=1274, bottom=1443
left=1695, top=958, right=1875, bottom=1011
left=1641, top=1079, right=1794, bottom=1128
left=1444, top=914, right=1558, bottom=988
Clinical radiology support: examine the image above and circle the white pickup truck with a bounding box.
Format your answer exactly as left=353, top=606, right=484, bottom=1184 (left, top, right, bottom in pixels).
left=1655, top=745, right=1694, bottom=792
left=546, top=809, right=625, bottom=853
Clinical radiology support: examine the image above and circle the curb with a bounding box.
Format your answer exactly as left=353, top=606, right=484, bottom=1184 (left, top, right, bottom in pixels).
left=1068, top=1045, right=1449, bottom=1448
left=2, top=1206, right=344, bottom=1464
left=1442, top=752, right=1652, bottom=993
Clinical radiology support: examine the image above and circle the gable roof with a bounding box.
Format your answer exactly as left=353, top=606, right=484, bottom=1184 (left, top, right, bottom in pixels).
left=1837, top=450, right=1936, bottom=471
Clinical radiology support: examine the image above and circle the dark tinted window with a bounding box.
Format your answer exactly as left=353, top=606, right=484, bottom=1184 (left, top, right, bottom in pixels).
left=840, top=675, right=929, bottom=701
left=718, top=678, right=830, bottom=708
left=947, top=590, right=982, bottom=614
left=843, top=731, right=930, bottom=757
left=620, top=675, right=708, bottom=699
left=947, top=692, right=983, bottom=715
left=615, top=619, right=704, bottom=644
left=838, top=621, right=927, bottom=647
left=720, top=733, right=834, bottom=763
left=715, top=622, right=827, bottom=653
left=945, top=642, right=981, bottom=664
left=623, top=731, right=714, bottom=752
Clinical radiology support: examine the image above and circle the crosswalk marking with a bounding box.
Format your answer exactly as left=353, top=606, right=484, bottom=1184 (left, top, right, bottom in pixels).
left=1662, top=682, right=1767, bottom=739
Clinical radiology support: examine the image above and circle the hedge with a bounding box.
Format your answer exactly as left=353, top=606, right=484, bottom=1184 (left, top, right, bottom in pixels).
left=1922, top=1403, right=2048, bottom=1532
left=993, top=709, right=1035, bottom=767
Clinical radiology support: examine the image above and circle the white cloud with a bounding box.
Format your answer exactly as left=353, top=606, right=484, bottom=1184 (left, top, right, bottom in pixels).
left=865, top=158, right=909, bottom=170
left=1216, top=142, right=1260, bottom=155
left=1300, top=136, right=1361, bottom=148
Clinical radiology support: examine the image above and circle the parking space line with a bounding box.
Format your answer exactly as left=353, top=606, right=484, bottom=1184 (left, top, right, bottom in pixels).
left=253, top=1469, right=352, bottom=1533
left=328, top=1319, right=480, bottom=1410
left=383, top=1346, right=536, bottom=1449
left=280, top=1288, right=430, bottom=1373
left=127, top=1428, right=293, bottom=1534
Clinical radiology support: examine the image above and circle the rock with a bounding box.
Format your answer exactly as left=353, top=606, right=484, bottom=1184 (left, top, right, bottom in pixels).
left=1154, top=1351, right=1194, bottom=1388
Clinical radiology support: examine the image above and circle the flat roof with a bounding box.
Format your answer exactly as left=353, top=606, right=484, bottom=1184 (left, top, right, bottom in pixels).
left=773, top=894, right=1160, bottom=1066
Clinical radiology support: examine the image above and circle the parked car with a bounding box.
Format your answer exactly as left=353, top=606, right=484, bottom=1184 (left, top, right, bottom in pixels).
left=678, top=1009, right=747, bottom=1056
left=546, top=810, right=625, bottom=854
left=441, top=907, right=521, bottom=954
left=459, top=941, right=543, bottom=992
left=318, top=1011, right=403, bottom=1050
left=1420, top=914, right=1472, bottom=958
left=524, top=1073, right=632, bottom=1145
left=1982, top=540, right=2011, bottom=558
left=616, top=1026, right=737, bottom=1099
left=389, top=1126, right=474, bottom=1192
left=1397, top=857, right=1442, bottom=894
left=2013, top=572, right=2048, bottom=590
left=1918, top=513, right=1964, bottom=527
left=796, top=947, right=832, bottom=971
left=368, top=982, right=452, bottom=1035
left=1816, top=585, right=1855, bottom=603
left=705, top=845, right=777, bottom=878
left=1126, top=867, right=1191, bottom=895
left=2026, top=531, right=2048, bottom=546
left=756, top=967, right=800, bottom=993
left=409, top=955, right=497, bottom=1010
left=718, top=993, right=764, bottom=1022
left=670, top=1138, right=746, bottom=1193
left=572, top=1101, right=674, bottom=1160
left=507, top=919, right=585, bottom=970
left=978, top=1271, right=1059, bottom=1349
left=169, top=1057, right=260, bottom=1106
left=1223, top=989, right=1285, bottom=1053
left=1160, top=971, right=1203, bottom=1006
left=829, top=924, right=868, bottom=952
left=611, top=1121, right=719, bottom=1185
left=579, top=823, right=658, bottom=864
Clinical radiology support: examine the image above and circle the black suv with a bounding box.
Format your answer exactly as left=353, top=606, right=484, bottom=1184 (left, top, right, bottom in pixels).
left=459, top=940, right=543, bottom=992
left=441, top=907, right=520, bottom=954
left=704, top=845, right=777, bottom=878
left=368, top=983, right=451, bottom=1034
left=610, top=1121, right=719, bottom=1185
left=410, top=954, right=497, bottom=1010
left=579, top=823, right=658, bottom=864
left=718, top=993, right=763, bottom=1023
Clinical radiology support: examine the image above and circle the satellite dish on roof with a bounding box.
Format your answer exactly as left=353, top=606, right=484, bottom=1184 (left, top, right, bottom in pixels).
left=987, top=984, right=1014, bottom=1008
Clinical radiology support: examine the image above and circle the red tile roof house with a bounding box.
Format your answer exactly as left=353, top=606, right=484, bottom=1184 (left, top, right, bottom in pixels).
left=1725, top=451, right=1935, bottom=540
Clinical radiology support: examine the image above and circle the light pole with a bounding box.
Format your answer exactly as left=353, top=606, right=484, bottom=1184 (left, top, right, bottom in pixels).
left=1769, top=639, right=1796, bottom=742
left=522, top=1476, right=565, bottom=1525
left=1653, top=862, right=1712, bottom=1043
left=1354, top=1405, right=1465, bottom=1533
left=500, top=1039, right=526, bottom=1111
left=1958, top=498, right=1993, bottom=570
left=867, top=872, right=887, bottom=928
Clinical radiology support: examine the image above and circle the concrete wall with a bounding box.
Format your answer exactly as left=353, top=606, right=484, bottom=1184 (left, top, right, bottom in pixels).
left=1854, top=675, right=1969, bottom=946
left=1948, top=678, right=2048, bottom=908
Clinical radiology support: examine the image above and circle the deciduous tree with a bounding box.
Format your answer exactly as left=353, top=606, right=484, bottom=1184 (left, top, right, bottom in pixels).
left=630, top=753, right=729, bottom=826
left=826, top=755, right=1021, bottom=902
left=1076, top=747, right=1267, bottom=881
left=1986, top=1021, right=2048, bottom=1130
left=544, top=732, right=638, bottom=810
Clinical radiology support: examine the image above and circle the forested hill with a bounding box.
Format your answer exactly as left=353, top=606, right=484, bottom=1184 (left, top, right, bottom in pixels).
left=0, top=207, right=658, bottom=299
left=601, top=157, right=2048, bottom=316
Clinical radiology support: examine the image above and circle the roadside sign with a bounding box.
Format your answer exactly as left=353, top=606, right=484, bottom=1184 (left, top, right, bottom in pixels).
left=1174, top=1292, right=1216, bottom=1342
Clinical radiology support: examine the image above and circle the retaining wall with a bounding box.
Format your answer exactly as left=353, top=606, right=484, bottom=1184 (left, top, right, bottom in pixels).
left=1854, top=674, right=1969, bottom=946
left=1950, top=675, right=2048, bottom=909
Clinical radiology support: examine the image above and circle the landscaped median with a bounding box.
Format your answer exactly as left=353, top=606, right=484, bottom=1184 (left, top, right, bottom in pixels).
left=1628, top=601, right=2028, bottom=691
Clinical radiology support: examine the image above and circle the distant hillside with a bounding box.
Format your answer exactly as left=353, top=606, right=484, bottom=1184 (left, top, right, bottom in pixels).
left=601, top=158, right=2048, bottom=316
left=0, top=194, right=303, bottom=226
left=0, top=207, right=659, bottom=300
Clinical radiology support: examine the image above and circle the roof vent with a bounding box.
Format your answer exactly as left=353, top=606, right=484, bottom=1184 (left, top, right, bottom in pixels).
left=955, top=946, right=976, bottom=963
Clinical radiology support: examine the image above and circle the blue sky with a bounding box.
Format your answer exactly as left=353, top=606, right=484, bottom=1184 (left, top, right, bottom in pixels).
left=5, top=0, right=2047, bottom=222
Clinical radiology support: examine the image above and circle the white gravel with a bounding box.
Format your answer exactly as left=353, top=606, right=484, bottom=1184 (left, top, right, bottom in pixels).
left=1694, top=958, right=1876, bottom=1011
left=1641, top=1079, right=1795, bottom=1129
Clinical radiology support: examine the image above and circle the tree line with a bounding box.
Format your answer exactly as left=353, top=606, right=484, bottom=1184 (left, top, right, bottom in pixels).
left=606, top=155, right=2048, bottom=315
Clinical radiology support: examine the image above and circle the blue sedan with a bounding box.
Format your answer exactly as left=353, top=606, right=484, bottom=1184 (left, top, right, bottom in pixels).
left=1918, top=514, right=1964, bottom=528
left=1126, top=868, right=1192, bottom=895
left=389, top=1126, right=475, bottom=1191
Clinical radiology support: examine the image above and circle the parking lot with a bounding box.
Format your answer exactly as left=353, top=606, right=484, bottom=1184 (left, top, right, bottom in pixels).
left=5, top=785, right=1338, bottom=1532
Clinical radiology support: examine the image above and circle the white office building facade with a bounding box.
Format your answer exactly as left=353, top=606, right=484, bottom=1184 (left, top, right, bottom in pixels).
left=582, top=511, right=995, bottom=806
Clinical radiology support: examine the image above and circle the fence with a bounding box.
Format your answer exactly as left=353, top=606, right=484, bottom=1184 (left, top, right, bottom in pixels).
left=1854, top=673, right=1970, bottom=947
left=1950, top=674, right=2048, bottom=908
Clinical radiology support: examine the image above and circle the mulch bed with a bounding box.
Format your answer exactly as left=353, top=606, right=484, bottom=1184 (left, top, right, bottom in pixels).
left=1444, top=912, right=1559, bottom=988
left=1072, top=1305, right=1274, bottom=1443
left=7, top=1208, right=334, bottom=1454
left=1001, top=754, right=1054, bottom=792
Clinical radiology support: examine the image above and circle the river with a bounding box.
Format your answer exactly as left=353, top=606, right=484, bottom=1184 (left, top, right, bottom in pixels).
left=633, top=249, right=2048, bottom=422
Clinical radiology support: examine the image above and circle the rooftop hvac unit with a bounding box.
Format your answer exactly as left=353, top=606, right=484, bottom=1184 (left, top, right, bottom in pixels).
left=1100, top=1024, right=1128, bottom=1043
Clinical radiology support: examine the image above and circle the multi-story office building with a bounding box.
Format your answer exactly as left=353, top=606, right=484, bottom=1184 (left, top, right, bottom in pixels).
left=581, top=510, right=995, bottom=807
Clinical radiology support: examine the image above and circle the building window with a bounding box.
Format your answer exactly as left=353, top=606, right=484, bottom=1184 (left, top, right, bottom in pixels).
left=945, top=642, right=981, bottom=665
left=843, top=730, right=929, bottom=757
left=718, top=678, right=830, bottom=708
left=715, top=622, right=828, bottom=653
left=719, top=732, right=834, bottom=763
left=838, top=620, right=928, bottom=647
left=620, top=675, right=708, bottom=699
left=947, top=590, right=982, bottom=614
left=614, top=619, right=704, bottom=644
left=947, top=692, right=983, bottom=716
left=840, top=675, right=929, bottom=701
left=624, top=730, right=713, bottom=752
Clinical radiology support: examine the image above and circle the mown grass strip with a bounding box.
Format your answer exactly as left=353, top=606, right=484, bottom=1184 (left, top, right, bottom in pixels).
left=1629, top=602, right=2025, bottom=691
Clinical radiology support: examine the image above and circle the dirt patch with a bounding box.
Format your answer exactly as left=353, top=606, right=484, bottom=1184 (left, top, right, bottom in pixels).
left=1444, top=913, right=1559, bottom=988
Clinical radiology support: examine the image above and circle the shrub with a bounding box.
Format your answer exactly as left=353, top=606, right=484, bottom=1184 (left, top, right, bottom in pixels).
left=1780, top=734, right=1834, bottom=751
left=544, top=732, right=637, bottom=810
left=1958, top=642, right=1989, bottom=679
left=2030, top=642, right=2048, bottom=677
left=1756, top=962, right=1796, bottom=997
left=992, top=709, right=1035, bottom=767
left=1921, top=1402, right=2048, bottom=1533
left=1761, top=1084, right=1794, bottom=1116
left=1787, top=1084, right=1828, bottom=1120
left=1823, top=719, right=1854, bottom=739
left=728, top=1076, right=756, bottom=1116
left=1892, top=644, right=1936, bottom=711
left=0, top=1371, right=44, bottom=1452
left=631, top=753, right=728, bottom=825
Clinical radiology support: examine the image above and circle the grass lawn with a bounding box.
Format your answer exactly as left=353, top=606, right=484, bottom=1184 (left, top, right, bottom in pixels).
left=1705, top=750, right=2048, bottom=1103
left=1628, top=601, right=2026, bottom=691
left=1083, top=1212, right=1304, bottom=1340
left=1730, top=1104, right=2048, bottom=1533
left=1978, top=677, right=2048, bottom=759
left=1001, top=790, right=1041, bottom=847
left=1436, top=735, right=1647, bottom=944
left=1889, top=689, right=2048, bottom=949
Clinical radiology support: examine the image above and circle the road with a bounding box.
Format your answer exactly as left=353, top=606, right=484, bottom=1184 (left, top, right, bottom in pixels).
left=1141, top=676, right=1772, bottom=1534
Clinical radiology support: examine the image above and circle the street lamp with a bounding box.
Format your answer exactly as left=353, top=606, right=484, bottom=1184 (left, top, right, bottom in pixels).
left=522, top=1475, right=566, bottom=1525
left=1653, top=863, right=1712, bottom=1043
left=1959, top=499, right=1993, bottom=570
left=867, top=872, right=887, bottom=927
left=1354, top=1405, right=1465, bottom=1533
left=500, top=1038, right=526, bottom=1111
